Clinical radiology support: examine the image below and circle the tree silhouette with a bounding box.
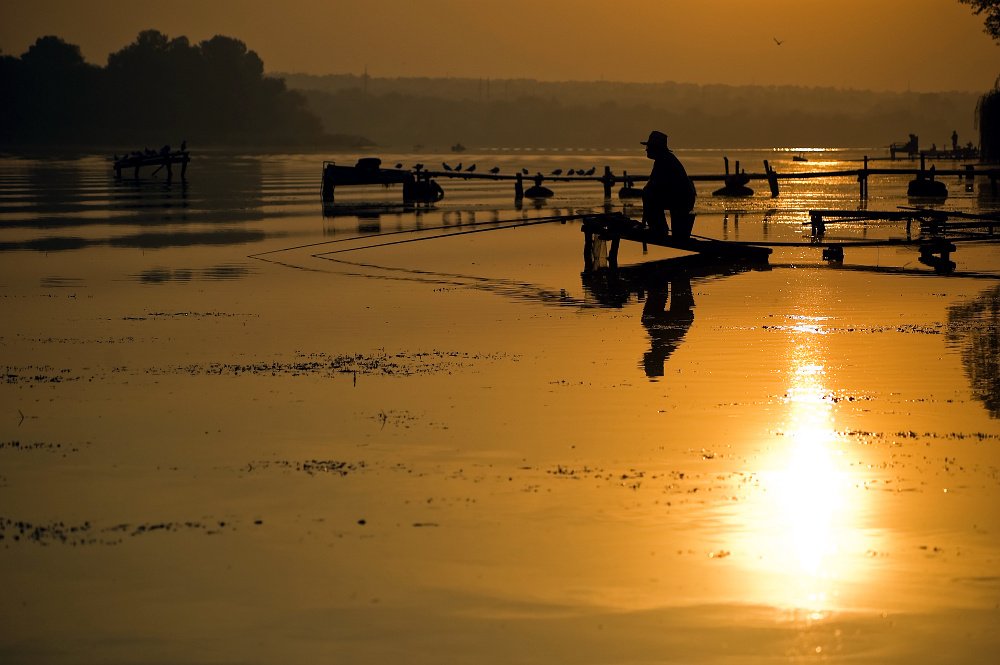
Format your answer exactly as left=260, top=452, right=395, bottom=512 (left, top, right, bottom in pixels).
left=0, top=30, right=354, bottom=148
left=959, top=0, right=1000, bottom=41
left=959, top=1, right=999, bottom=159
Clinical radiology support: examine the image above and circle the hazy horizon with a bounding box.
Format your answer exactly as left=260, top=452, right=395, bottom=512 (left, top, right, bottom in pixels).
left=2, top=0, right=997, bottom=94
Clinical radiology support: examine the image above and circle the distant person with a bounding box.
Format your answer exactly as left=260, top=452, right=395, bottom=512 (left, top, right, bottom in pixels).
left=641, top=130, right=696, bottom=240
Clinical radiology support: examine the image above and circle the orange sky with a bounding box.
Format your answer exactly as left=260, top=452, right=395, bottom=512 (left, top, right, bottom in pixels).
left=2, top=0, right=997, bottom=91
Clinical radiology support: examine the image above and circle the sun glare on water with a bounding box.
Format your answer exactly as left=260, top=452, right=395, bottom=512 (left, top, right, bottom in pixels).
left=739, top=316, right=870, bottom=618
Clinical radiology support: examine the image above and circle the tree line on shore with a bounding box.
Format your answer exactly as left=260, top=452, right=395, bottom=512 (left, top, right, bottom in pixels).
left=289, top=74, right=983, bottom=151
left=0, top=30, right=371, bottom=148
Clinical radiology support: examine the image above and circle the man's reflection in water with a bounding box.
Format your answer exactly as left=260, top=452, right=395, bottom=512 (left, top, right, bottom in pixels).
left=582, top=255, right=767, bottom=378
left=641, top=270, right=695, bottom=377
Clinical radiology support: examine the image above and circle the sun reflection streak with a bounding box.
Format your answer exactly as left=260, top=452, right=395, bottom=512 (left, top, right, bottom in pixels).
left=749, top=322, right=866, bottom=618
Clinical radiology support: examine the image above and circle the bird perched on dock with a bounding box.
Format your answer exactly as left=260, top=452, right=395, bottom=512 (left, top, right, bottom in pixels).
left=466, top=164, right=476, bottom=172
left=567, top=169, right=576, bottom=175
left=395, top=163, right=403, bottom=169
left=551, top=169, right=563, bottom=175
left=489, top=166, right=501, bottom=175
left=584, top=166, right=596, bottom=175
left=454, top=163, right=463, bottom=171
left=413, top=163, right=424, bottom=171
left=442, top=162, right=452, bottom=171
left=521, top=168, right=529, bottom=175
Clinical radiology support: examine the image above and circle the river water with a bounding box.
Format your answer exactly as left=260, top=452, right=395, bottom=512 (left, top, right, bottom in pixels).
left=1, top=148, right=999, bottom=663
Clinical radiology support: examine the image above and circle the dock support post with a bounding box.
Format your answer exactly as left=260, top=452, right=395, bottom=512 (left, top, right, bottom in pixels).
left=583, top=231, right=594, bottom=271
left=181, top=154, right=188, bottom=183
left=965, top=165, right=975, bottom=192
left=609, top=236, right=620, bottom=269
left=810, top=212, right=826, bottom=238
left=602, top=166, right=613, bottom=199
left=165, top=159, right=173, bottom=184
left=859, top=156, right=869, bottom=199
left=515, top=172, right=524, bottom=202
left=321, top=164, right=335, bottom=202
left=763, top=160, right=779, bottom=197
left=919, top=239, right=957, bottom=274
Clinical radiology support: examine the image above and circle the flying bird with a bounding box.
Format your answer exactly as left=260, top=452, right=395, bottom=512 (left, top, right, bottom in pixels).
left=773, top=37, right=784, bottom=46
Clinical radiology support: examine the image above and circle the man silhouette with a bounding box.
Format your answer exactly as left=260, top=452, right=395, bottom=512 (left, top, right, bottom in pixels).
left=641, top=130, right=697, bottom=240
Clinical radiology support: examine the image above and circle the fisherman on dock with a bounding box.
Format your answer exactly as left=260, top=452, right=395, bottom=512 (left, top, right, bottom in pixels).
left=641, top=130, right=696, bottom=240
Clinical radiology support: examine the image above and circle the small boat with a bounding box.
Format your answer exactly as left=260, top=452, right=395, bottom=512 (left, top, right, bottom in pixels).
left=792, top=154, right=808, bottom=162
left=524, top=184, right=554, bottom=199
left=451, top=142, right=466, bottom=153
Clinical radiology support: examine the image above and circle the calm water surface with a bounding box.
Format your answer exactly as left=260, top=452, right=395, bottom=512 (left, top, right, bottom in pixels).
left=1, top=149, right=999, bottom=663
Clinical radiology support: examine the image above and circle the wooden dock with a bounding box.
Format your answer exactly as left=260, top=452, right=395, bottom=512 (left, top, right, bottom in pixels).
left=580, top=208, right=1000, bottom=274
left=114, top=150, right=190, bottom=182
left=320, top=153, right=1000, bottom=204
left=581, top=213, right=773, bottom=267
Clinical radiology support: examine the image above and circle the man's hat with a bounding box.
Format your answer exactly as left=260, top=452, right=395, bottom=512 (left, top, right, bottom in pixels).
left=641, top=130, right=668, bottom=147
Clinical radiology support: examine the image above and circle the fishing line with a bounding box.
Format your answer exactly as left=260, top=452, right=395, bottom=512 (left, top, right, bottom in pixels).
left=248, top=211, right=596, bottom=258
left=313, top=214, right=592, bottom=257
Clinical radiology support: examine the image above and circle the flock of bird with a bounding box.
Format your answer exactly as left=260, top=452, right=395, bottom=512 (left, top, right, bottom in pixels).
left=393, top=162, right=598, bottom=177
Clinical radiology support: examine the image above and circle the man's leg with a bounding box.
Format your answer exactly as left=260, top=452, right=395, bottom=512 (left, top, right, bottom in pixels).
left=670, top=209, right=695, bottom=240
left=643, top=208, right=669, bottom=236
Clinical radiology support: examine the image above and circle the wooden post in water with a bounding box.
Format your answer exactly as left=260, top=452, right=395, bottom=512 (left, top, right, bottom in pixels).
left=514, top=172, right=524, bottom=202
left=601, top=166, right=613, bottom=199
left=763, top=160, right=779, bottom=197
left=859, top=155, right=869, bottom=199
left=608, top=236, right=620, bottom=269
left=321, top=164, right=335, bottom=202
